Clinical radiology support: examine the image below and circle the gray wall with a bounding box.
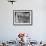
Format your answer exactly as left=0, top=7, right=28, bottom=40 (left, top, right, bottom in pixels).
left=0, top=0, right=46, bottom=42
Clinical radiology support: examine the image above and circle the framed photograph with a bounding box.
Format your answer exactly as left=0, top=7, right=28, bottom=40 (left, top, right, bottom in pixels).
left=13, top=10, right=32, bottom=25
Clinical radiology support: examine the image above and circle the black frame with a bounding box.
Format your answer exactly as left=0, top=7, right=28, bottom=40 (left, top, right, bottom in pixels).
left=13, top=10, right=33, bottom=26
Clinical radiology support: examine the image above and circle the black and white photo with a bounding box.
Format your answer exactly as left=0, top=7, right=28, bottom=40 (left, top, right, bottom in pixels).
left=13, top=10, right=32, bottom=25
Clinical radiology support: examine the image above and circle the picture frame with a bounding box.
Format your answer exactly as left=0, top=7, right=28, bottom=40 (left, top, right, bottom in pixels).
left=13, top=10, right=33, bottom=26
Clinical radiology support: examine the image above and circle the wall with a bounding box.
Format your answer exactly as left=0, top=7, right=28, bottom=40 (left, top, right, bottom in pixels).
left=0, top=0, right=46, bottom=42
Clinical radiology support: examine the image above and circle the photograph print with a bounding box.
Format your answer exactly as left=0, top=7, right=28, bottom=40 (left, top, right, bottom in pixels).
left=13, top=10, right=32, bottom=25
